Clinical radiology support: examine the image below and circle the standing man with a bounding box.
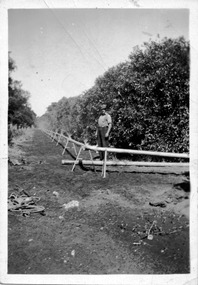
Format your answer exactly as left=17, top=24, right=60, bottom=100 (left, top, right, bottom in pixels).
left=96, top=104, right=112, bottom=160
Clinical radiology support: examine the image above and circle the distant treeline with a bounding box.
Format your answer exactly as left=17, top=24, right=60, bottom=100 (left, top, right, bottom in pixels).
left=37, top=37, right=189, bottom=154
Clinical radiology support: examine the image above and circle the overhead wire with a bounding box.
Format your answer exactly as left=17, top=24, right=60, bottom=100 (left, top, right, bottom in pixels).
left=42, top=0, right=106, bottom=72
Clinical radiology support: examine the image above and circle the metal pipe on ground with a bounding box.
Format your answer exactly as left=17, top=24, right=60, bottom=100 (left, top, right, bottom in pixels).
left=62, top=159, right=189, bottom=167
left=83, top=145, right=189, bottom=159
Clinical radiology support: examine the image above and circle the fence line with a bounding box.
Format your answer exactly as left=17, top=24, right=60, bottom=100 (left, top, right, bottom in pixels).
left=42, top=129, right=189, bottom=178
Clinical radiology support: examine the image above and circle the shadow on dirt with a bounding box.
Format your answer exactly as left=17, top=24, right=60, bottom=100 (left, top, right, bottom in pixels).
left=174, top=180, right=190, bottom=192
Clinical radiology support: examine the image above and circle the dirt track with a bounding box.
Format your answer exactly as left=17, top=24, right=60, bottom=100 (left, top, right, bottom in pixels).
left=8, top=129, right=190, bottom=274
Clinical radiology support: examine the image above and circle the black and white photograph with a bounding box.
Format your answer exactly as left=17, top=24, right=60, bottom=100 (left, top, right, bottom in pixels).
left=0, top=0, right=197, bottom=284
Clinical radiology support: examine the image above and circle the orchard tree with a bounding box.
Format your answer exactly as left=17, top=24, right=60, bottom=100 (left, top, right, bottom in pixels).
left=78, top=37, right=189, bottom=153
left=43, top=37, right=189, bottom=154
left=43, top=96, right=80, bottom=135
left=8, top=53, right=36, bottom=128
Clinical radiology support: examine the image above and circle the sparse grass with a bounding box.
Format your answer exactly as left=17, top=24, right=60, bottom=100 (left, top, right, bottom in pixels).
left=8, top=127, right=35, bottom=160
left=12, top=127, right=34, bottom=144
left=8, top=144, right=25, bottom=160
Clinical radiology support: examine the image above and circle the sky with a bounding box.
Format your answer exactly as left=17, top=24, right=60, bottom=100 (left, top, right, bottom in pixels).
left=2, top=3, right=198, bottom=285
left=8, top=8, right=189, bottom=116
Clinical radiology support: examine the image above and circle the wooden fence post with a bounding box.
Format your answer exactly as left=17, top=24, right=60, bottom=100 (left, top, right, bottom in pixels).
left=72, top=143, right=78, bottom=156
left=56, top=131, right=63, bottom=146
left=89, top=150, right=96, bottom=172
left=52, top=131, right=56, bottom=142
left=103, top=150, right=108, bottom=178
left=62, top=137, right=69, bottom=155
left=71, top=146, right=84, bottom=172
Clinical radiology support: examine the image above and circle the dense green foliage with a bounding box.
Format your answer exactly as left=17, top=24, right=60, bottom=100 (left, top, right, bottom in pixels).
left=37, top=37, right=189, bottom=154
left=37, top=96, right=81, bottom=136
left=8, top=53, right=36, bottom=129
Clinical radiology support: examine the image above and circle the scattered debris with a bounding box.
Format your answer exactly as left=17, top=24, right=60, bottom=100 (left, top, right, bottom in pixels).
left=147, top=220, right=156, bottom=240
left=53, top=191, right=59, bottom=197
left=147, top=234, right=153, bottom=240
left=8, top=157, right=29, bottom=166
left=62, top=200, right=79, bottom=210
left=161, top=248, right=167, bottom=253
left=165, top=197, right=173, bottom=203
left=118, top=222, right=128, bottom=232
left=8, top=192, right=45, bottom=217
left=20, top=165, right=33, bottom=171
left=133, top=241, right=142, bottom=246
left=21, top=158, right=27, bottom=164
left=38, top=160, right=45, bottom=164
left=8, top=158, right=22, bottom=166
left=149, top=201, right=167, bottom=208
left=71, top=250, right=75, bottom=257
left=130, top=215, right=189, bottom=246
left=169, top=229, right=180, bottom=234
left=19, top=189, right=31, bottom=197
left=176, top=195, right=188, bottom=201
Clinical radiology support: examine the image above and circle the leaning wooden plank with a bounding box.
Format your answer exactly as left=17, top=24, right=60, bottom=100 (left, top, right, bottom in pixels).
left=62, top=160, right=189, bottom=167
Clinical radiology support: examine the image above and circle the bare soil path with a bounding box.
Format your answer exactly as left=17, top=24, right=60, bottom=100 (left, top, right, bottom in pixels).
left=8, top=129, right=190, bottom=274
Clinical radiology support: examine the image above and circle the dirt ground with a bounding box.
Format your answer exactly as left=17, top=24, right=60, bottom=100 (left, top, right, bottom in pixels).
left=8, top=128, right=190, bottom=274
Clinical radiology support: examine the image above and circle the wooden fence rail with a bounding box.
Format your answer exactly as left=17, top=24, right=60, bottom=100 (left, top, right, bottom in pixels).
left=42, top=129, right=189, bottom=178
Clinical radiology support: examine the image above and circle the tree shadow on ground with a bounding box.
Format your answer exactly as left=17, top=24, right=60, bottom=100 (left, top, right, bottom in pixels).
left=174, top=180, right=190, bottom=192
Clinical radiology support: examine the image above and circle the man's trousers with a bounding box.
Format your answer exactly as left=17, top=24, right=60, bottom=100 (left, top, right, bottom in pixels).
left=97, top=126, right=109, bottom=160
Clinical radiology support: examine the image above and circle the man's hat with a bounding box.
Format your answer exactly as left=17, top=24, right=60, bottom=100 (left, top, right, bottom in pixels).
left=101, top=104, right=107, bottom=109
